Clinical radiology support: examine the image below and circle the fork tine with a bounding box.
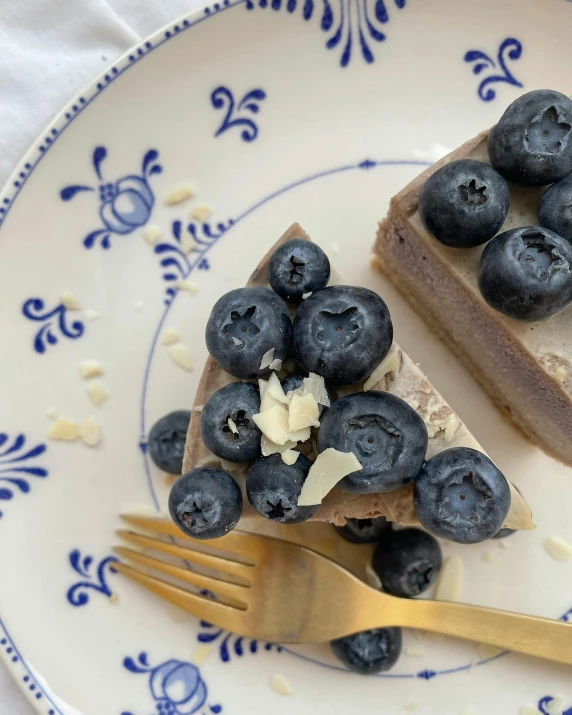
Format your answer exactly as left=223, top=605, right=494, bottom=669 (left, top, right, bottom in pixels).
left=114, top=547, right=249, bottom=607
left=113, top=561, right=243, bottom=630
left=120, top=514, right=260, bottom=558
left=116, top=529, right=253, bottom=581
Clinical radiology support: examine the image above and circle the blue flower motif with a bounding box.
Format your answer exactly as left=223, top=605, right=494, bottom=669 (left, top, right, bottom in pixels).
left=66, top=550, right=118, bottom=607
left=197, top=620, right=282, bottom=662
left=464, top=37, right=523, bottom=102
left=211, top=86, right=267, bottom=142
left=122, top=652, right=221, bottom=715
left=60, top=146, right=162, bottom=249
left=0, top=433, right=47, bottom=519
left=246, top=0, right=406, bottom=67
left=22, top=298, right=84, bottom=354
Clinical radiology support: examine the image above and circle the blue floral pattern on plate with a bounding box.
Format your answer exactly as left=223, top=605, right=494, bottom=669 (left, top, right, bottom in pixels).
left=156, top=219, right=233, bottom=304
left=211, top=86, right=267, bottom=142
left=0, top=433, right=47, bottom=519
left=464, top=37, right=523, bottom=102
left=60, top=146, right=162, bottom=249
left=66, top=550, right=118, bottom=607
left=122, top=652, right=222, bottom=715
left=246, top=0, right=406, bottom=67
left=198, top=620, right=282, bottom=662
left=22, top=298, right=84, bottom=354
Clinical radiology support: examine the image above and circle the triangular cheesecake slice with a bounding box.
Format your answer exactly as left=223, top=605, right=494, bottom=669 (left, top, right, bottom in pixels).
left=374, top=129, right=572, bottom=466
left=183, top=223, right=532, bottom=531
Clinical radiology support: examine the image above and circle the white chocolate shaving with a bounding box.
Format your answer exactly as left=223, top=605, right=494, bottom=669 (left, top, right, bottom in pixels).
left=298, top=448, right=362, bottom=506
left=79, top=360, right=104, bottom=378
left=164, top=185, right=194, bottom=205
left=364, top=345, right=399, bottom=391
left=288, top=393, right=320, bottom=430
left=281, top=449, right=299, bottom=465
left=168, top=344, right=193, bottom=371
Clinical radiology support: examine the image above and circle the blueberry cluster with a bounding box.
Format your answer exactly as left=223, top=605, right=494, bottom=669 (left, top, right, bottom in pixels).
left=419, top=89, right=572, bottom=322
left=146, top=235, right=518, bottom=676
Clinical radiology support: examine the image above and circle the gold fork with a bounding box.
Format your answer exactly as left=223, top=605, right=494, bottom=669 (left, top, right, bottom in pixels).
left=114, top=515, right=572, bottom=665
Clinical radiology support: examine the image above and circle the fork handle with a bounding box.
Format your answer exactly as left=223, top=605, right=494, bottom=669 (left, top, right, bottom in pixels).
left=394, top=598, right=572, bottom=665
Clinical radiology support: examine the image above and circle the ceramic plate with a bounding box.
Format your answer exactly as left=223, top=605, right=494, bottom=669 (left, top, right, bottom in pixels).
left=2, top=0, right=572, bottom=712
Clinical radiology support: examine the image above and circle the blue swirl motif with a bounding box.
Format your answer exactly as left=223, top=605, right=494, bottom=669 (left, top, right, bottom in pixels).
left=211, top=86, right=267, bottom=142
left=60, top=146, right=162, bottom=249
left=121, top=652, right=222, bottom=715
left=246, top=0, right=406, bottom=67
left=464, top=37, right=523, bottom=102
left=156, top=218, right=233, bottom=305
left=197, top=620, right=282, bottom=663
left=21, top=298, right=84, bottom=354
left=66, top=550, right=118, bottom=607
left=0, top=433, right=47, bottom=519
left=538, top=696, right=572, bottom=715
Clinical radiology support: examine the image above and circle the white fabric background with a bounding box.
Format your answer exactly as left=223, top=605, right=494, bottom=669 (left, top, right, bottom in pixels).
left=0, top=1, right=204, bottom=711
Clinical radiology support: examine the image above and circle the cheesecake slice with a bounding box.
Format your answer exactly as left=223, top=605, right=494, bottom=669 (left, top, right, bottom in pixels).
left=183, top=223, right=533, bottom=531
left=375, top=130, right=572, bottom=466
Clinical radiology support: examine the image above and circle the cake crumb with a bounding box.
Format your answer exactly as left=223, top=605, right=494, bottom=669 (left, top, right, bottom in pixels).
left=143, top=225, right=162, bottom=245
left=180, top=233, right=198, bottom=254
left=190, top=643, right=212, bottom=665
left=80, top=416, right=101, bottom=447
left=555, top=366, right=567, bottom=385
left=405, top=647, right=425, bottom=657
left=403, top=699, right=419, bottom=712
left=164, top=185, right=194, bottom=205
left=79, top=360, right=104, bottom=379
left=444, top=413, right=459, bottom=441
left=481, top=549, right=493, bottom=564
left=191, top=205, right=212, bottom=222
left=163, top=473, right=177, bottom=487
left=86, top=381, right=110, bottom=406
left=108, top=593, right=118, bottom=604
left=162, top=328, right=181, bottom=345
left=84, top=308, right=100, bottom=321
left=544, top=696, right=564, bottom=715
left=61, top=291, right=80, bottom=310
left=193, top=405, right=204, bottom=413
left=168, top=344, right=193, bottom=371
left=174, top=279, right=198, bottom=295
left=544, top=536, right=572, bottom=562
left=435, top=557, right=464, bottom=602
left=270, top=674, right=293, bottom=696
left=48, top=418, right=80, bottom=441
left=46, top=408, right=58, bottom=420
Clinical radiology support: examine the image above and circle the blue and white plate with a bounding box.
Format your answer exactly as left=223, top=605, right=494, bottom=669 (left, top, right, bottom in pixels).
left=2, top=1, right=572, bottom=712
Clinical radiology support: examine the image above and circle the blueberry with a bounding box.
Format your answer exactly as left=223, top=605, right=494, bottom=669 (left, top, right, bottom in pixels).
left=205, top=287, right=292, bottom=379
left=414, top=447, right=511, bottom=544
left=371, top=528, right=442, bottom=598
left=330, top=628, right=402, bottom=675
left=317, top=392, right=428, bottom=494
left=201, top=382, right=261, bottom=463
left=281, top=370, right=332, bottom=417
left=169, top=468, right=242, bottom=539
left=148, top=410, right=191, bottom=474
left=268, top=238, right=330, bottom=301
left=334, top=516, right=392, bottom=544
left=246, top=453, right=318, bottom=523
left=478, top=226, right=572, bottom=321
left=418, top=159, right=510, bottom=248
left=539, top=175, right=572, bottom=243
left=293, top=286, right=393, bottom=385
left=488, top=89, right=572, bottom=186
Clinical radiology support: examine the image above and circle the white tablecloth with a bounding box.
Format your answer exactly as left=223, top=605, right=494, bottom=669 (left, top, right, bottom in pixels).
left=0, top=2, right=204, bottom=711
